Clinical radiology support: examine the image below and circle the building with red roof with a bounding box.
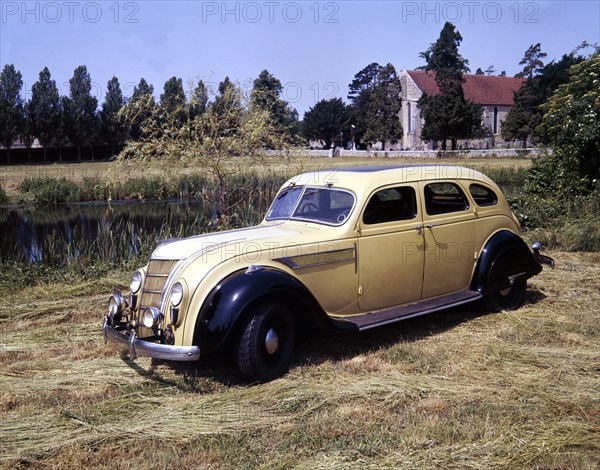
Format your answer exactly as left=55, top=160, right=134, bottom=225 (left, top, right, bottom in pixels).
left=399, top=70, right=524, bottom=150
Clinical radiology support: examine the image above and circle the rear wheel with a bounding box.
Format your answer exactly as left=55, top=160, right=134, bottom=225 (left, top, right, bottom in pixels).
left=483, top=279, right=526, bottom=312
left=236, top=302, right=295, bottom=383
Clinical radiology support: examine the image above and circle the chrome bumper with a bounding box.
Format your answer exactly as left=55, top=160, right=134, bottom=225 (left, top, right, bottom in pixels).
left=102, top=317, right=200, bottom=361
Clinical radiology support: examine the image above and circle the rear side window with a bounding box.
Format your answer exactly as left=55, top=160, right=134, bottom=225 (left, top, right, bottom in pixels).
left=424, top=182, right=469, bottom=215
left=469, top=184, right=498, bottom=207
left=363, top=187, right=417, bottom=225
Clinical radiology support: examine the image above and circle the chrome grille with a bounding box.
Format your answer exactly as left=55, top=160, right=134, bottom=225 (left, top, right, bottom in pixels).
left=140, top=259, right=179, bottom=309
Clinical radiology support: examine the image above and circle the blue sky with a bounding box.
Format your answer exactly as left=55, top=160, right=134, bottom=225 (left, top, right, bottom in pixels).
left=1, top=1, right=599, bottom=117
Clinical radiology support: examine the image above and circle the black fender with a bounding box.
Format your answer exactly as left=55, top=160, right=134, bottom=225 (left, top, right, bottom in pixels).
left=471, top=230, right=542, bottom=295
left=193, top=266, right=333, bottom=353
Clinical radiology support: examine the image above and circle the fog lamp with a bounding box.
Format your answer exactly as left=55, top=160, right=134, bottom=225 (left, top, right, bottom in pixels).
left=108, top=292, right=127, bottom=321
left=142, top=307, right=162, bottom=329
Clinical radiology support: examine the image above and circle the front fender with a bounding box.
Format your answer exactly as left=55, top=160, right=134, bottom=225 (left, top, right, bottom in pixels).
left=193, top=267, right=330, bottom=353
left=471, top=230, right=542, bottom=295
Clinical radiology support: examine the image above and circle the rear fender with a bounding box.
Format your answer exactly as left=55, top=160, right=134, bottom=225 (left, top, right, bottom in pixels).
left=193, top=267, right=331, bottom=352
left=471, top=230, right=542, bottom=295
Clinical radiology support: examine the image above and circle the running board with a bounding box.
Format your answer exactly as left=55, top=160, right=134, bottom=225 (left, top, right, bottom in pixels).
left=334, top=290, right=482, bottom=331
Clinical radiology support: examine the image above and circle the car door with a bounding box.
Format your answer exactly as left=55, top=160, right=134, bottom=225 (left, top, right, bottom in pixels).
left=357, top=184, right=424, bottom=312
left=419, top=181, right=478, bottom=298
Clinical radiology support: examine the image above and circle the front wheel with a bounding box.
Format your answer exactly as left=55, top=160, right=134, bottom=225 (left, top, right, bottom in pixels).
left=483, top=279, right=526, bottom=312
left=236, top=303, right=295, bottom=383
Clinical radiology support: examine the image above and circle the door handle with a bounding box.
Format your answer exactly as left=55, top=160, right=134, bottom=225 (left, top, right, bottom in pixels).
left=415, top=224, right=424, bottom=235
left=425, top=223, right=441, bottom=229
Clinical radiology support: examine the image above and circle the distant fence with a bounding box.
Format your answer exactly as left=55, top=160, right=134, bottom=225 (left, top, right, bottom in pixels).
left=266, top=148, right=545, bottom=159
left=0, top=145, right=121, bottom=165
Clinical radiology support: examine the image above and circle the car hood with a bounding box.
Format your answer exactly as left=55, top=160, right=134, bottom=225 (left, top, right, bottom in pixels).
left=150, top=221, right=327, bottom=261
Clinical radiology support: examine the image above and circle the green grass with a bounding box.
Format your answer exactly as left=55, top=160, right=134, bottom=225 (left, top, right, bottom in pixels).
left=0, top=251, right=598, bottom=468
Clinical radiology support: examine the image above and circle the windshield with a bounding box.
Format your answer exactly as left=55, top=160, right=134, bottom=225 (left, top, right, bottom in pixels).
left=266, top=186, right=355, bottom=226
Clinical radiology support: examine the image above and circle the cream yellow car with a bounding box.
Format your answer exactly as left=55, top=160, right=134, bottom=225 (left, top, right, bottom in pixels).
left=103, top=165, right=553, bottom=382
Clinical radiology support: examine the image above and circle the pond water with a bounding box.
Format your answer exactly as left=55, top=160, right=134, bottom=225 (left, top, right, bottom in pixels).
left=0, top=199, right=251, bottom=264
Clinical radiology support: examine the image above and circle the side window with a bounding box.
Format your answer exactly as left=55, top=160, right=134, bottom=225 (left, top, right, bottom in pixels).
left=469, top=183, right=498, bottom=207
left=363, top=187, right=417, bottom=225
left=424, top=182, right=469, bottom=215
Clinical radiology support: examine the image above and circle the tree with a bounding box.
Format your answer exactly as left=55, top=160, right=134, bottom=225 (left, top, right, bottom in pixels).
left=526, top=54, right=600, bottom=197
left=0, top=64, right=24, bottom=163
left=302, top=98, right=349, bottom=148
left=22, top=102, right=35, bottom=162
left=362, top=64, right=403, bottom=150
left=62, top=65, right=98, bottom=160
left=99, top=77, right=127, bottom=156
left=503, top=51, right=584, bottom=148
left=126, top=78, right=156, bottom=140
left=515, top=43, right=547, bottom=79
left=29, top=67, right=61, bottom=162
left=132, top=78, right=155, bottom=101
left=250, top=70, right=299, bottom=144
left=416, top=22, right=483, bottom=150
left=347, top=62, right=382, bottom=145
left=160, top=76, right=186, bottom=123
left=189, top=79, right=209, bottom=119
left=475, top=68, right=484, bottom=75
left=418, top=22, right=470, bottom=89
left=117, top=83, right=287, bottom=220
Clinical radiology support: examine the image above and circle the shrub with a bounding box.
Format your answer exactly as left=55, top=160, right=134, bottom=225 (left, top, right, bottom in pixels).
left=17, top=177, right=80, bottom=204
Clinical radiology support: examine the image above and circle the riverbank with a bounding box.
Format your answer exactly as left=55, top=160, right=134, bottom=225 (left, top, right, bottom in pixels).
left=0, top=155, right=532, bottom=201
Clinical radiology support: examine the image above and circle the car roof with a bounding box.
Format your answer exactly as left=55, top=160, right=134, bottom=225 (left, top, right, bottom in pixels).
left=284, top=165, right=494, bottom=190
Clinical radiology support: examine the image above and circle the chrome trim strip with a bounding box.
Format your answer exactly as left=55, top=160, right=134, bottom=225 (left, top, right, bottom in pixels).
left=275, top=247, right=356, bottom=270
left=103, top=317, right=200, bottom=361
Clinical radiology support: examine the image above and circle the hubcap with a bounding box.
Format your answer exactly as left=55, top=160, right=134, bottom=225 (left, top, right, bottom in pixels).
left=265, top=328, right=280, bottom=355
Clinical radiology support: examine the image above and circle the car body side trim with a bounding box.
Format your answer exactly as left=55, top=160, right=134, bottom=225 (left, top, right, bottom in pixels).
left=332, top=290, right=482, bottom=331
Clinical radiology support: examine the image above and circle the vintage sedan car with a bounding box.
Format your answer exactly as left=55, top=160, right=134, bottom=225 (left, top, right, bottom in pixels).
left=103, top=165, right=553, bottom=382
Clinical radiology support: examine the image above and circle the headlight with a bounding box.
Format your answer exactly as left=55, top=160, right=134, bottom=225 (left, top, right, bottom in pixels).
left=170, top=282, right=184, bottom=307
left=142, top=307, right=162, bottom=329
left=130, top=271, right=143, bottom=293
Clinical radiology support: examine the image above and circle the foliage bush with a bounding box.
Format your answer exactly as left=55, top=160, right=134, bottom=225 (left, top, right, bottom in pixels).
left=18, top=177, right=80, bottom=204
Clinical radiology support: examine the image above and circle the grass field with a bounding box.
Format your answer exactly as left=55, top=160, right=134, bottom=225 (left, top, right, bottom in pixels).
left=1, top=251, right=598, bottom=468
left=0, top=156, right=532, bottom=197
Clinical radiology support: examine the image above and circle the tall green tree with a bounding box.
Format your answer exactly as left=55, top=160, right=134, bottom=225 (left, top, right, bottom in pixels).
left=347, top=62, right=382, bottom=145
left=132, top=78, right=155, bottom=101
left=250, top=70, right=299, bottom=143
left=160, top=76, right=186, bottom=123
left=526, top=54, right=600, bottom=197
left=515, top=43, right=547, bottom=79
left=302, top=98, right=349, bottom=148
left=361, top=63, right=403, bottom=150
left=0, top=64, right=25, bottom=163
left=417, top=22, right=482, bottom=150
left=503, top=49, right=583, bottom=148
left=212, top=77, right=239, bottom=116
left=22, top=102, right=35, bottom=162
left=189, top=79, right=209, bottom=119
left=62, top=65, right=98, bottom=160
left=118, top=81, right=286, bottom=220
left=29, top=67, right=61, bottom=162
left=100, top=77, right=127, bottom=156
left=126, top=78, right=156, bottom=140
